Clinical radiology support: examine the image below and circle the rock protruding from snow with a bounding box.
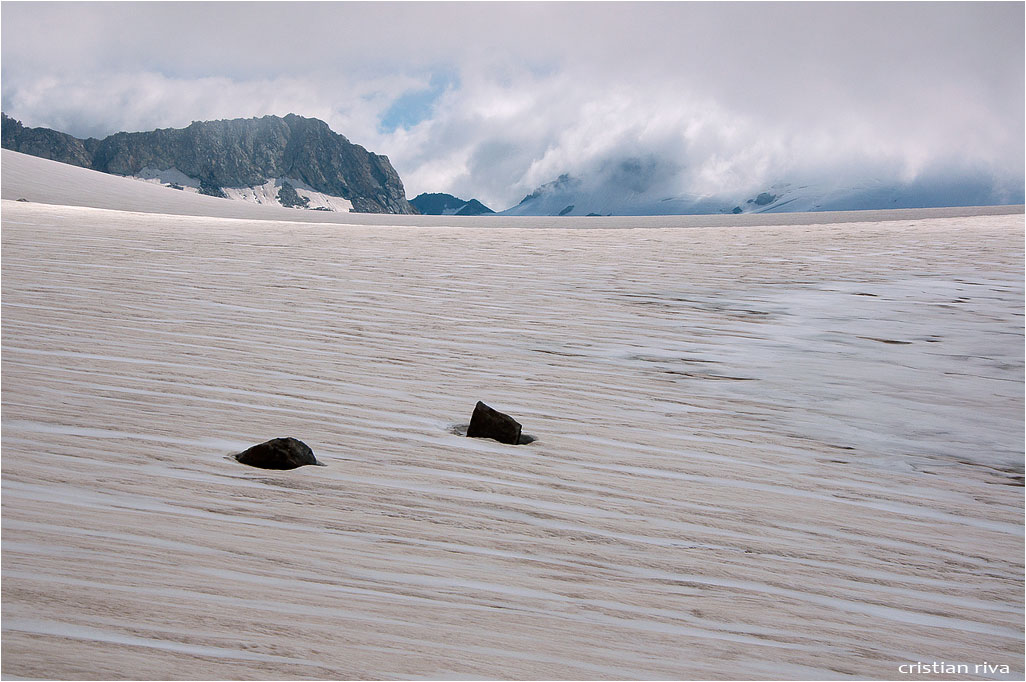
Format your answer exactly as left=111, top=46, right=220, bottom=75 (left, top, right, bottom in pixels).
left=466, top=402, right=524, bottom=445
left=234, top=437, right=322, bottom=470
left=277, top=181, right=310, bottom=208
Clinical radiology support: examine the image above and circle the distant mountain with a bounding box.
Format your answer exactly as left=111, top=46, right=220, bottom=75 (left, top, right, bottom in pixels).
left=500, top=165, right=1024, bottom=216
left=1, top=113, right=416, bottom=213
left=410, top=192, right=495, bottom=216
left=0, top=115, right=95, bottom=169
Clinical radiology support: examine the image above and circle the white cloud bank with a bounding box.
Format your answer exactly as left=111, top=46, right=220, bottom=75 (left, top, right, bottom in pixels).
left=2, top=2, right=1022, bottom=210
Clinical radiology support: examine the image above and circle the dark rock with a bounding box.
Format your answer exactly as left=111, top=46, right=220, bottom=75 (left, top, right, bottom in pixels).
left=2, top=113, right=94, bottom=168
left=732, top=206, right=743, bottom=214
left=466, top=401, right=523, bottom=445
left=16, top=197, right=28, bottom=202
left=277, top=181, right=310, bottom=208
left=198, top=179, right=227, bottom=198
left=234, top=437, right=322, bottom=470
left=754, top=192, right=777, bottom=206
left=557, top=204, right=575, bottom=216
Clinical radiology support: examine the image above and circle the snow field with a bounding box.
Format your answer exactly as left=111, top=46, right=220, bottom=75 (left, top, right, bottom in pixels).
left=1, top=200, right=1023, bottom=679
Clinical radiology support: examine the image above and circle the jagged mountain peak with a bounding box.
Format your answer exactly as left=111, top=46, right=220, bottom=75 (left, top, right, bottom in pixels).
left=1, top=113, right=415, bottom=214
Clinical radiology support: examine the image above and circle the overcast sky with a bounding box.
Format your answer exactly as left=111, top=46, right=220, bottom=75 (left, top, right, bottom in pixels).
left=2, top=2, right=1022, bottom=209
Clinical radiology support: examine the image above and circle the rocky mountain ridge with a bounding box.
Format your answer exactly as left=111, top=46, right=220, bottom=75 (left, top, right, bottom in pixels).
left=6, top=113, right=1019, bottom=217
left=1, top=113, right=415, bottom=213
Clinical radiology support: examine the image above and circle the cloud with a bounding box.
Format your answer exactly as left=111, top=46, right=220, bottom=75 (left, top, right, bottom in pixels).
left=2, top=2, right=1022, bottom=210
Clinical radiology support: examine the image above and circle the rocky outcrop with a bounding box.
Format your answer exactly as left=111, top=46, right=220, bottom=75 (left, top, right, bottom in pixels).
left=234, top=437, right=323, bottom=470
left=1, top=113, right=416, bottom=213
left=198, top=179, right=228, bottom=198
left=277, top=181, right=310, bottom=208
left=1, top=113, right=94, bottom=168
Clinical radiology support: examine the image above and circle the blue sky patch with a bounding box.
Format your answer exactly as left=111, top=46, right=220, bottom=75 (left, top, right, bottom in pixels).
left=378, top=71, right=459, bottom=133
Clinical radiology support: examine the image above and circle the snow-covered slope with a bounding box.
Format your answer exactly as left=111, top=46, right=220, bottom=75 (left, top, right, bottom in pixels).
left=2, top=150, right=359, bottom=223
left=500, top=172, right=1025, bottom=216
left=131, top=168, right=355, bottom=212
left=726, top=177, right=1026, bottom=214
left=2, top=195, right=1023, bottom=679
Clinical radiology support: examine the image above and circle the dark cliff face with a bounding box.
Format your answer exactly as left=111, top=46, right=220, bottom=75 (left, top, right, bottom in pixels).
left=275, top=114, right=413, bottom=213
left=1, top=113, right=95, bottom=168
left=1, top=113, right=416, bottom=213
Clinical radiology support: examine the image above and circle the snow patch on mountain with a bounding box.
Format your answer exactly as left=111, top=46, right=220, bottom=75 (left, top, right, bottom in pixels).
left=223, top=178, right=353, bottom=213
left=130, top=172, right=353, bottom=212
left=134, top=167, right=201, bottom=192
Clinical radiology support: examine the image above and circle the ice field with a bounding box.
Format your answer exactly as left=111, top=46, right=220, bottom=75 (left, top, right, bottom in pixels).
left=2, top=151, right=1023, bottom=680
